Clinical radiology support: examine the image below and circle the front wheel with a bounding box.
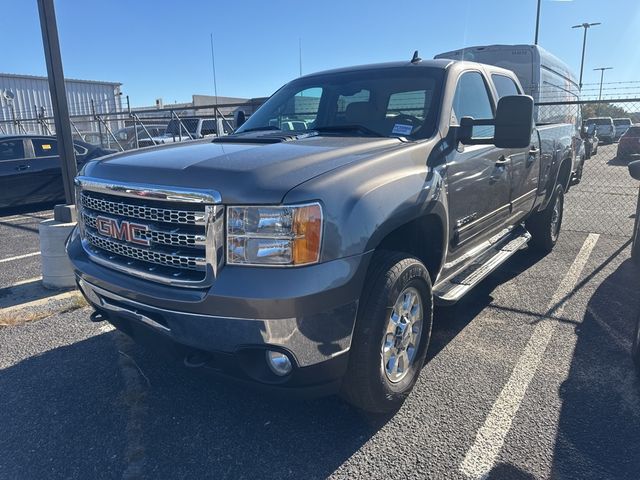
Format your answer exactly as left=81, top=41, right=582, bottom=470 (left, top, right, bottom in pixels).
left=526, top=183, right=565, bottom=254
left=341, top=252, right=433, bottom=413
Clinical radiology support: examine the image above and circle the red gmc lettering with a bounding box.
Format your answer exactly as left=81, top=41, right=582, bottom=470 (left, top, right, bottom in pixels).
left=95, top=216, right=150, bottom=247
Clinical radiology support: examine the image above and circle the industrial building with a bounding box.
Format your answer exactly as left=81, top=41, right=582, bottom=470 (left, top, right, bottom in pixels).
left=0, top=73, right=122, bottom=135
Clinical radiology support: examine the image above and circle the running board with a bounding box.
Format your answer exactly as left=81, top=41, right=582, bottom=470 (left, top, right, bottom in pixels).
left=433, top=226, right=531, bottom=305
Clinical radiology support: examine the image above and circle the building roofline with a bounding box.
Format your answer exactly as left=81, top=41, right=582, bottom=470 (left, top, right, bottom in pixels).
left=0, top=72, right=122, bottom=86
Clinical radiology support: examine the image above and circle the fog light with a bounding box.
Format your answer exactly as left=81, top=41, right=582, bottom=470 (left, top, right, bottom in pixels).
left=266, top=350, right=292, bottom=376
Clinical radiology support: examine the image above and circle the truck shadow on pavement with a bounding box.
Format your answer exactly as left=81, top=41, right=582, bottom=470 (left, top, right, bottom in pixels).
left=551, top=257, right=640, bottom=479
left=0, top=328, right=387, bottom=479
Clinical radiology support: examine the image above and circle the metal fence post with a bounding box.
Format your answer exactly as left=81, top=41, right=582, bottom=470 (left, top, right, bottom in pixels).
left=37, top=0, right=77, bottom=207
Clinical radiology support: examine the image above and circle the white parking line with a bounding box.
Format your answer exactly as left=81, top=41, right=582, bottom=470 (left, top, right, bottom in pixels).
left=1, top=276, right=42, bottom=289
left=98, top=323, right=115, bottom=333
left=0, top=252, right=40, bottom=263
left=0, top=214, right=53, bottom=223
left=460, top=233, right=600, bottom=480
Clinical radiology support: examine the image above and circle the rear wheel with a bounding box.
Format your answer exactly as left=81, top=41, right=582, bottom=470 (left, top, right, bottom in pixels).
left=526, top=183, right=564, bottom=254
left=341, top=251, right=433, bottom=413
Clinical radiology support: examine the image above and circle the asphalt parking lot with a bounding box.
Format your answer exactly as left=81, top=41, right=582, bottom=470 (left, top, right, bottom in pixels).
left=1, top=147, right=639, bottom=480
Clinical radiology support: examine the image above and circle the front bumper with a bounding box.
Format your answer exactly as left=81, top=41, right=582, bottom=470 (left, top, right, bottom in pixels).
left=68, top=229, right=372, bottom=391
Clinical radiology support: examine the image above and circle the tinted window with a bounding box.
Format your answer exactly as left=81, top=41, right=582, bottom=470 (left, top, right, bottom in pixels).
left=32, top=139, right=58, bottom=157
left=624, top=126, right=640, bottom=137
left=452, top=71, right=495, bottom=138
left=201, top=120, right=217, bottom=136
left=74, top=143, right=88, bottom=155
left=0, top=140, right=25, bottom=161
left=492, top=74, right=520, bottom=99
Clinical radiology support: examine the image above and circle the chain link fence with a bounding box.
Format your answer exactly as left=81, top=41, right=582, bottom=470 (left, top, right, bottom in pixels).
left=0, top=97, right=265, bottom=151
left=538, top=99, right=640, bottom=241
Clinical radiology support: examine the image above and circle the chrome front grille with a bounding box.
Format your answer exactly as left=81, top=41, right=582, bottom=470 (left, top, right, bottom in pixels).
left=80, top=192, right=206, bottom=225
left=75, top=177, right=223, bottom=287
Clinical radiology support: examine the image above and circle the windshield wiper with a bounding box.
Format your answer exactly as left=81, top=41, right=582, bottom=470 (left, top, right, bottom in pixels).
left=313, top=124, right=386, bottom=137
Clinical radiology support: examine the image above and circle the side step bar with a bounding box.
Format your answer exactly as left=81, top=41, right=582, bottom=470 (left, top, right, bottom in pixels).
left=433, top=226, right=531, bottom=305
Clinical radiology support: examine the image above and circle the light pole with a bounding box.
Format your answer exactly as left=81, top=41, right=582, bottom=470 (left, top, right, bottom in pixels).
left=594, top=67, right=613, bottom=101
left=594, top=67, right=613, bottom=115
left=572, top=22, right=601, bottom=90
left=534, top=0, right=541, bottom=45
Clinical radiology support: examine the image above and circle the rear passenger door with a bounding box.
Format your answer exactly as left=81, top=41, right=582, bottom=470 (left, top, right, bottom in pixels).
left=446, top=71, right=511, bottom=250
left=28, top=138, right=65, bottom=203
left=491, top=74, right=541, bottom=223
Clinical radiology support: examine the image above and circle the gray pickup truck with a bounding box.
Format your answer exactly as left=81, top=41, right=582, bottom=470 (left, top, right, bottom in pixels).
left=67, top=56, right=574, bottom=412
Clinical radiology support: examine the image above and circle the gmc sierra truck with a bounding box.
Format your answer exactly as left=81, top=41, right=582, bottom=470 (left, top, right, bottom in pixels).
left=67, top=56, right=574, bottom=413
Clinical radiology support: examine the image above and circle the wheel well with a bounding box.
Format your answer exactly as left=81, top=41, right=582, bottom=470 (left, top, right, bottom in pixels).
left=557, top=158, right=572, bottom=192
left=377, top=215, right=444, bottom=281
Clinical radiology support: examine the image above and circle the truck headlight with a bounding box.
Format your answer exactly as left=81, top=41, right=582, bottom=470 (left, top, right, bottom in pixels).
left=226, top=203, right=322, bottom=266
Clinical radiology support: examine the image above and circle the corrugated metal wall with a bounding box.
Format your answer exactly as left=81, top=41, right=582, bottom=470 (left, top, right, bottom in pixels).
left=0, top=73, right=122, bottom=135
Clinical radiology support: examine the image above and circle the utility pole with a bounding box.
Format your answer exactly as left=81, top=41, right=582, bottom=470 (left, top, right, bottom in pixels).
left=37, top=0, right=76, bottom=209
left=534, top=0, right=542, bottom=45
left=572, top=22, right=601, bottom=90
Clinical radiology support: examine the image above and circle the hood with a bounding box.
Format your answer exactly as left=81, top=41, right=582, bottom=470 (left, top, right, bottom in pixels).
left=82, top=136, right=403, bottom=204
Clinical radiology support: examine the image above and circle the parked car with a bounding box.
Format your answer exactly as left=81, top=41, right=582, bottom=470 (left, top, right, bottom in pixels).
left=617, top=125, right=640, bottom=161
left=0, top=135, right=115, bottom=208
left=112, top=125, right=167, bottom=150
left=626, top=159, right=640, bottom=370
left=614, top=118, right=633, bottom=141
left=582, top=122, right=599, bottom=158
left=69, top=56, right=576, bottom=413
left=72, top=131, right=110, bottom=147
left=586, top=117, right=615, bottom=144
left=140, top=118, right=218, bottom=147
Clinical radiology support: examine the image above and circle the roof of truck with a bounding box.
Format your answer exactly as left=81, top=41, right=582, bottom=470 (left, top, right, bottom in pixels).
left=298, top=59, right=455, bottom=78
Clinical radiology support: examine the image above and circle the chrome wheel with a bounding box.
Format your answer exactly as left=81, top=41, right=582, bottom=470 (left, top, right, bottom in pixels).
left=550, top=192, right=563, bottom=242
left=381, top=286, right=423, bottom=383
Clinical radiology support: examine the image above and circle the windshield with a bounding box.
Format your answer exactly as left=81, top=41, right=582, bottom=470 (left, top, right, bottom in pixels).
left=236, top=67, right=445, bottom=140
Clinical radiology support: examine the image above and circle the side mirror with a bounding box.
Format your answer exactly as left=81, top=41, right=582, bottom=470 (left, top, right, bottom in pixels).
left=494, top=95, right=534, bottom=148
left=628, top=160, right=640, bottom=181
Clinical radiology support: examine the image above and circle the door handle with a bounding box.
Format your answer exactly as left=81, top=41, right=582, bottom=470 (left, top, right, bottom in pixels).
left=527, top=146, right=539, bottom=166
left=16, top=164, right=30, bottom=171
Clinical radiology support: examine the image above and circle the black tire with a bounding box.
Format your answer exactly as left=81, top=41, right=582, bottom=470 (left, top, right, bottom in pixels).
left=633, top=317, right=640, bottom=372
left=526, top=183, right=564, bottom=254
left=340, top=251, right=433, bottom=413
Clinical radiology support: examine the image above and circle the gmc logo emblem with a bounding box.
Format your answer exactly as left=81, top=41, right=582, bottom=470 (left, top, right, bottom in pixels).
left=95, top=216, right=150, bottom=247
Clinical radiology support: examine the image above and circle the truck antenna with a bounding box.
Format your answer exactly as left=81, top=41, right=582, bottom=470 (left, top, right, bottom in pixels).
left=411, top=50, right=422, bottom=64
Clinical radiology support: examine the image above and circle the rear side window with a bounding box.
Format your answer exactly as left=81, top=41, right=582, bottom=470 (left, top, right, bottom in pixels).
left=624, top=126, right=640, bottom=137
left=491, top=74, right=520, bottom=99
left=386, top=90, right=428, bottom=121
left=32, top=138, right=58, bottom=157
left=201, top=120, right=216, bottom=135
left=0, top=140, right=25, bottom=161
left=452, top=71, right=495, bottom=138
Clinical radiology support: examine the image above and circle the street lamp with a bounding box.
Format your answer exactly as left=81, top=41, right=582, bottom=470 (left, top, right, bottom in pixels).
left=594, top=67, right=613, bottom=101
left=594, top=67, right=613, bottom=115
left=572, top=22, right=601, bottom=90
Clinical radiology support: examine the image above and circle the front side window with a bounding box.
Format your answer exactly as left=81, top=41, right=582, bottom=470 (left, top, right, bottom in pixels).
left=451, top=71, right=495, bottom=138
left=492, top=74, right=520, bottom=99
left=0, top=140, right=25, bottom=161
left=236, top=67, right=445, bottom=139
left=32, top=139, right=58, bottom=157
left=201, top=120, right=217, bottom=136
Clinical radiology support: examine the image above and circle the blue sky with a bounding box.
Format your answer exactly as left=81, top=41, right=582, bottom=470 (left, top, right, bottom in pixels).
left=3, top=0, right=640, bottom=106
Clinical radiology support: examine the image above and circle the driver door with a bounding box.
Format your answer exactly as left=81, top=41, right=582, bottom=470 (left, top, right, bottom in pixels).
left=445, top=71, right=512, bottom=252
